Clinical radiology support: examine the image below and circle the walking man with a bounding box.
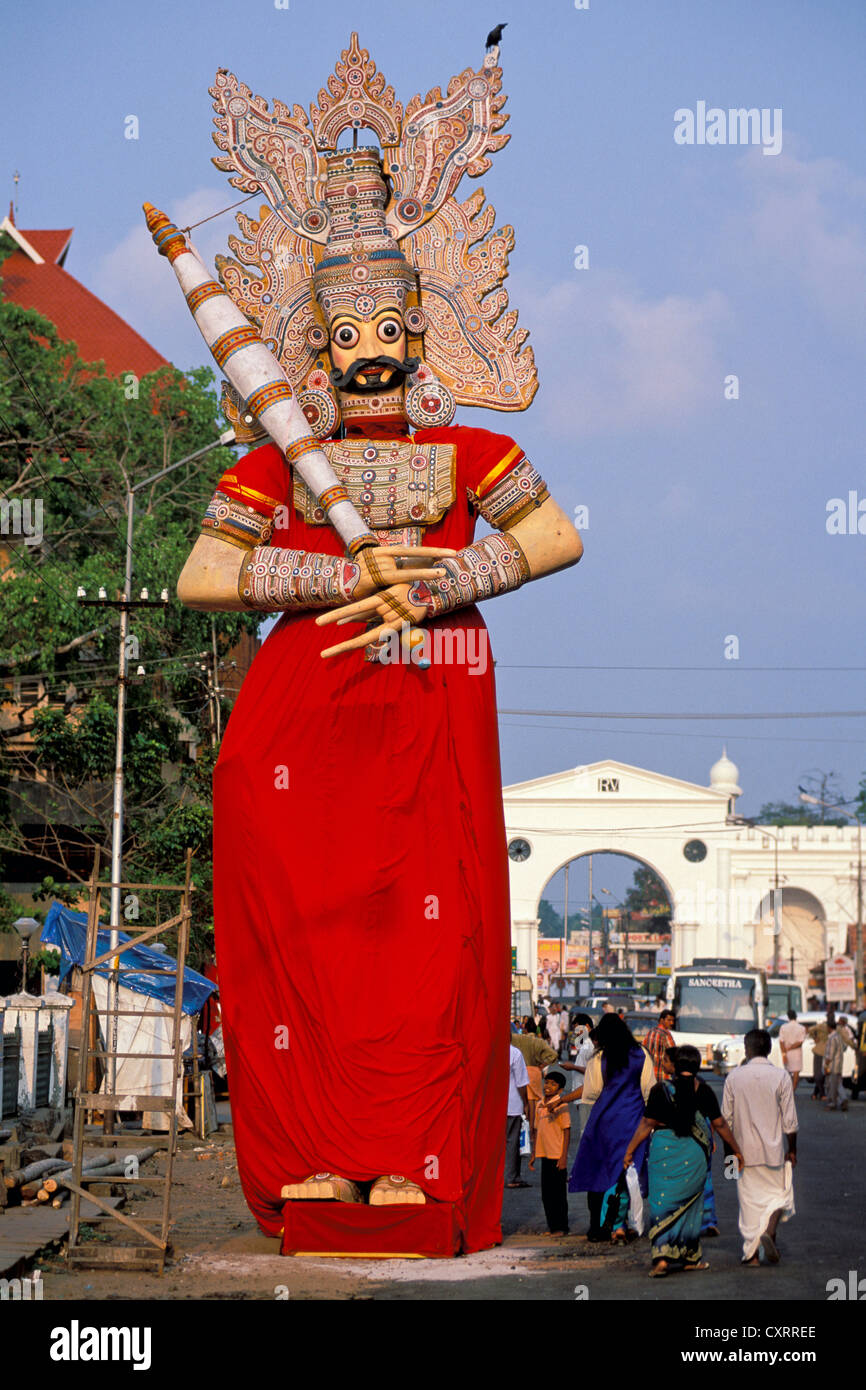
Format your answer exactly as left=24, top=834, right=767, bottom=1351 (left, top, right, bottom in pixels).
left=722, top=1028, right=798, bottom=1266
left=806, top=1011, right=834, bottom=1099
left=644, top=1008, right=676, bottom=1083
left=546, top=1002, right=565, bottom=1058
left=779, top=1009, right=807, bottom=1091
left=506, top=1043, right=530, bottom=1189
left=824, top=1016, right=854, bottom=1111
left=851, top=1000, right=866, bottom=1101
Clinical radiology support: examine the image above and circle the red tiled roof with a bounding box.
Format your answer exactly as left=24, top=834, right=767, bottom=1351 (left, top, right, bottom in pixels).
left=23, top=228, right=74, bottom=265
left=1, top=229, right=168, bottom=379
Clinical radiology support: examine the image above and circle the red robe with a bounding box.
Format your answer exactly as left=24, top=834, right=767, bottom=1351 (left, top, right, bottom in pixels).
left=212, top=419, right=522, bottom=1254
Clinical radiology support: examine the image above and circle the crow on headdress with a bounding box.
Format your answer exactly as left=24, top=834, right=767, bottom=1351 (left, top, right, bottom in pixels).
left=485, top=22, right=507, bottom=49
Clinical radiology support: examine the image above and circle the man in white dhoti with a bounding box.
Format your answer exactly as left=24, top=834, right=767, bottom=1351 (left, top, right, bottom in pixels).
left=722, top=1029, right=798, bottom=1266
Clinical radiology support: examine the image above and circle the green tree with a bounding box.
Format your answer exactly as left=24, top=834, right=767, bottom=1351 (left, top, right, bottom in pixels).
left=756, top=770, right=857, bottom=826
left=538, top=899, right=564, bottom=937
left=756, top=801, right=823, bottom=827
left=0, top=288, right=257, bottom=962
left=624, top=864, right=670, bottom=916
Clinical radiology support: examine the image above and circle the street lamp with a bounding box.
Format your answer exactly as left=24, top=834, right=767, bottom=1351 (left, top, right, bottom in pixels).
left=13, top=916, right=40, bottom=994
left=799, top=789, right=863, bottom=1004
left=77, top=428, right=235, bottom=1127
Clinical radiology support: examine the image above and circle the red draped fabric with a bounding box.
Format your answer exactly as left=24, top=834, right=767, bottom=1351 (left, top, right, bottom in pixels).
left=212, top=421, right=521, bottom=1253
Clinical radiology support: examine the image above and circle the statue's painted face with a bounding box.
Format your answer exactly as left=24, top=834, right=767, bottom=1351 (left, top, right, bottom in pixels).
left=328, top=304, right=411, bottom=395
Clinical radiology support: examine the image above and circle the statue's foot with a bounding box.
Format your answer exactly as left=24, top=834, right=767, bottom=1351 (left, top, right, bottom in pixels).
left=281, top=1172, right=363, bottom=1203
left=369, top=1174, right=426, bottom=1206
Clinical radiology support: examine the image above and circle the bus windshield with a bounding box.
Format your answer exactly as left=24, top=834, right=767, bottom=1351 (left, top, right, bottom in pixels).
left=767, top=982, right=803, bottom=1018
left=673, top=973, right=759, bottom=1034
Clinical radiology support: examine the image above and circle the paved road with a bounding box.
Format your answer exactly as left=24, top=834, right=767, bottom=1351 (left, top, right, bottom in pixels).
left=371, top=1076, right=866, bottom=1301
left=31, top=1077, right=864, bottom=1306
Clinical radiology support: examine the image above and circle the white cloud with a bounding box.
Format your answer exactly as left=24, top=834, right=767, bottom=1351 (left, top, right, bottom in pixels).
left=511, top=270, right=730, bottom=440
left=738, top=144, right=866, bottom=337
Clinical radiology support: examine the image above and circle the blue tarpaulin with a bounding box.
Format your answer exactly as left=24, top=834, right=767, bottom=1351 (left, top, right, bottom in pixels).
left=41, top=901, right=215, bottom=1016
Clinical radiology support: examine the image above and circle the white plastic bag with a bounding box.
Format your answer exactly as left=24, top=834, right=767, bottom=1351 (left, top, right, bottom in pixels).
left=625, top=1164, right=646, bottom=1235
left=519, top=1116, right=531, bottom=1156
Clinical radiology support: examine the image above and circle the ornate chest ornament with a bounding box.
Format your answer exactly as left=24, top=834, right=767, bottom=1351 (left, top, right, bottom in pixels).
left=294, top=440, right=456, bottom=532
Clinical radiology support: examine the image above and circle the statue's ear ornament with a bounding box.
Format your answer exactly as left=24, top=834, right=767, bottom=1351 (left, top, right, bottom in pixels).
left=220, top=380, right=268, bottom=444
left=405, top=365, right=456, bottom=430
left=298, top=370, right=341, bottom=439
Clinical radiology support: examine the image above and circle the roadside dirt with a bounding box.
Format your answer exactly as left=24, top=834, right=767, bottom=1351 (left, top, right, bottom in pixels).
left=36, top=1128, right=643, bottom=1301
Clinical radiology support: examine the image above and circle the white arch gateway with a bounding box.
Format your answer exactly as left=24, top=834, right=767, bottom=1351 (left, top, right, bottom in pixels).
left=503, top=755, right=860, bottom=988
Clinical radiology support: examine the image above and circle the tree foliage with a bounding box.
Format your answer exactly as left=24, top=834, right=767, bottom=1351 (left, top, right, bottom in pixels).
left=755, top=801, right=841, bottom=827
left=0, top=286, right=257, bottom=962
left=624, top=864, right=671, bottom=916
left=757, top=771, right=853, bottom=828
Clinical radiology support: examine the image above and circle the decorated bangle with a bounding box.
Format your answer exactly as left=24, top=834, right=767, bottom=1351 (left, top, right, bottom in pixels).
left=407, top=531, right=530, bottom=618
left=201, top=490, right=275, bottom=549
left=239, top=546, right=360, bottom=610
left=472, top=457, right=550, bottom=529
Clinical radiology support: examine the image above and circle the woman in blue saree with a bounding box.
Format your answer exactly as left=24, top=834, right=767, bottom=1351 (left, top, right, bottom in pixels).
left=623, top=1045, right=743, bottom=1276
left=568, top=1014, right=655, bottom=1243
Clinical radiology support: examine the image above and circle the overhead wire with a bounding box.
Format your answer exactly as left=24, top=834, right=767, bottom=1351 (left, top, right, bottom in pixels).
left=496, top=719, right=866, bottom=747
left=497, top=706, right=866, bottom=721
left=4, top=647, right=224, bottom=684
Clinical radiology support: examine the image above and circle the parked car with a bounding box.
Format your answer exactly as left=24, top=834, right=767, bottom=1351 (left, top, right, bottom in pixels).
left=574, top=993, right=637, bottom=1013
left=712, top=1010, right=857, bottom=1081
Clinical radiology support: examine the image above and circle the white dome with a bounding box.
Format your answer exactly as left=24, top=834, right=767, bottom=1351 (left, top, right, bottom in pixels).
left=710, top=747, right=741, bottom=798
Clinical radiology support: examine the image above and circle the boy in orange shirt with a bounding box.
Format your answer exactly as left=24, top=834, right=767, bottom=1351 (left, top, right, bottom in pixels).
left=529, top=1070, right=571, bottom=1236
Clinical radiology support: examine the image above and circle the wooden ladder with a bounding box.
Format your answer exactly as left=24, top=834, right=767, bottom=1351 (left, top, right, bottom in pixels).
left=65, top=848, right=194, bottom=1274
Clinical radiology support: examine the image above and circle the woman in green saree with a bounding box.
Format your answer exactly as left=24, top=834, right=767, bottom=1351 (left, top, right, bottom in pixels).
left=623, top=1045, right=743, bottom=1277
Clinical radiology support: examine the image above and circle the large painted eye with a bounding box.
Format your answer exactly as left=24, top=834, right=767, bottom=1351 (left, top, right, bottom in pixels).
left=377, top=317, right=403, bottom=344
left=333, top=323, right=360, bottom=349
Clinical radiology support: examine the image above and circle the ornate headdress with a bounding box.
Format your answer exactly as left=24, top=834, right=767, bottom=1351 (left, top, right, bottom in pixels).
left=210, top=33, right=537, bottom=440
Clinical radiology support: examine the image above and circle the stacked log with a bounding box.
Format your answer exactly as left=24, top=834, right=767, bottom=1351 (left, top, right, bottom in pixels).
left=4, top=1157, right=69, bottom=1190
left=35, top=1147, right=158, bottom=1205
left=5, top=1148, right=159, bottom=1207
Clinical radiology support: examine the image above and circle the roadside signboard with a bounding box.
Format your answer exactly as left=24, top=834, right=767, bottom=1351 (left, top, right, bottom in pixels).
left=825, top=954, right=856, bottom=1002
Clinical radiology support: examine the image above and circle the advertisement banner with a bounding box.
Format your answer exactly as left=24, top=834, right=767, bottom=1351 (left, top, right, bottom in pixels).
left=537, top=939, right=585, bottom=986
left=824, top=954, right=856, bottom=1002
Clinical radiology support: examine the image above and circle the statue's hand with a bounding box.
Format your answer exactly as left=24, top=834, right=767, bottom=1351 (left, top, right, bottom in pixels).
left=315, top=582, right=428, bottom=659
left=353, top=544, right=456, bottom=601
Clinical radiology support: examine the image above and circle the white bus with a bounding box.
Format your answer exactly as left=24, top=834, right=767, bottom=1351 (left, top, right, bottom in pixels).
left=766, top=977, right=806, bottom=1019
left=666, top=958, right=767, bottom=1068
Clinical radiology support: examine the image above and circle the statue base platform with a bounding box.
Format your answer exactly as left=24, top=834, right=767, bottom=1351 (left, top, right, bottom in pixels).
left=280, top=1199, right=461, bottom=1258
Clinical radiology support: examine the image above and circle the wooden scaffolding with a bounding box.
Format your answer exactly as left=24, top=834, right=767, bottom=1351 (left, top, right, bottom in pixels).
left=65, top=847, right=194, bottom=1274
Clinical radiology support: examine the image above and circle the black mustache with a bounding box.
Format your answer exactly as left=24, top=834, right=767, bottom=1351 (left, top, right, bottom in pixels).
left=329, top=355, right=420, bottom=394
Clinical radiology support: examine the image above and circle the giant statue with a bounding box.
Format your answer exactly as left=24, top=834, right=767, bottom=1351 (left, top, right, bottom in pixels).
left=146, top=33, right=583, bottom=1257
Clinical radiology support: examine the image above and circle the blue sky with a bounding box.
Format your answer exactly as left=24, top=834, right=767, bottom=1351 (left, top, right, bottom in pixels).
left=4, top=0, right=865, bottom=825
